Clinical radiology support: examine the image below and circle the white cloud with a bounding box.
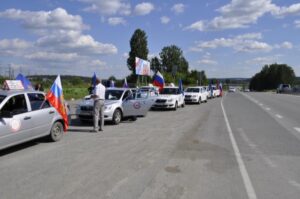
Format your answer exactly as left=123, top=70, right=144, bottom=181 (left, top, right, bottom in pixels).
left=0, top=8, right=87, bottom=34
left=160, top=16, right=170, bottom=24
left=79, top=0, right=131, bottom=16
left=134, top=2, right=154, bottom=16
left=0, top=39, right=32, bottom=55
left=171, top=3, right=185, bottom=14
left=271, top=3, right=300, bottom=17
left=246, top=55, right=282, bottom=64
left=295, top=20, right=300, bottom=28
left=0, top=8, right=118, bottom=76
left=108, top=17, right=126, bottom=26
left=197, top=59, right=218, bottom=65
left=0, top=39, right=31, bottom=50
left=185, top=0, right=300, bottom=31
left=191, top=33, right=273, bottom=52
left=185, top=21, right=204, bottom=31
left=25, top=52, right=79, bottom=62
left=280, top=41, right=293, bottom=49
left=0, top=8, right=118, bottom=55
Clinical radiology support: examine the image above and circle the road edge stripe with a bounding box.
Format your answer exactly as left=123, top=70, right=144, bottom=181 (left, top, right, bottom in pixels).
left=221, top=96, right=257, bottom=199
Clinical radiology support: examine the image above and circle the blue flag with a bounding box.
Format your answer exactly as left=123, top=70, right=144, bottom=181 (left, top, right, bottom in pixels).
left=92, top=72, right=97, bottom=88
left=178, top=79, right=184, bottom=95
left=16, top=73, right=33, bottom=89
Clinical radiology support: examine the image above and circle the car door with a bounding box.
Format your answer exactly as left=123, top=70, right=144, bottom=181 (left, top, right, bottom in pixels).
left=0, top=94, right=34, bottom=149
left=27, top=93, right=56, bottom=137
left=122, top=90, right=149, bottom=117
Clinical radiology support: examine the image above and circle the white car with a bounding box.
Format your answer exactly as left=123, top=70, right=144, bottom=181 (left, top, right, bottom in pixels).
left=77, top=88, right=153, bottom=124
left=152, top=87, right=185, bottom=110
left=229, top=87, right=236, bottom=92
left=212, top=85, right=221, bottom=98
left=184, top=86, right=207, bottom=104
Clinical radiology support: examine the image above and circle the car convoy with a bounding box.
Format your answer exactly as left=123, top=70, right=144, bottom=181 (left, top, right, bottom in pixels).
left=0, top=84, right=222, bottom=150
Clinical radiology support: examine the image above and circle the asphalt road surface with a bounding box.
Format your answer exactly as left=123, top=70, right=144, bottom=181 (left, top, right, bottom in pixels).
left=0, top=92, right=300, bottom=199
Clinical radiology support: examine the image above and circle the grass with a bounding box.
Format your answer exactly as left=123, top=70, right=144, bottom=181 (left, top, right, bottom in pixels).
left=63, top=87, right=89, bottom=100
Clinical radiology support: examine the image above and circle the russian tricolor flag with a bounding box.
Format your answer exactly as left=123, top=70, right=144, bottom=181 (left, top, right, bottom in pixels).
left=46, top=75, right=69, bottom=131
left=153, top=71, right=164, bottom=92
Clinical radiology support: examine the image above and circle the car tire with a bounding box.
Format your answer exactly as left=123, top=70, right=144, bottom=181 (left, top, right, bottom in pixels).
left=181, top=102, right=185, bottom=108
left=173, top=102, right=178, bottom=111
left=112, top=109, right=122, bottom=125
left=49, top=121, right=64, bottom=142
left=198, top=97, right=201, bottom=104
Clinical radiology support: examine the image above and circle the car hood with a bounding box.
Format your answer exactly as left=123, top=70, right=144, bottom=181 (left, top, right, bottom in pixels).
left=79, top=99, right=119, bottom=107
left=157, top=94, right=178, bottom=99
left=184, top=92, right=198, bottom=95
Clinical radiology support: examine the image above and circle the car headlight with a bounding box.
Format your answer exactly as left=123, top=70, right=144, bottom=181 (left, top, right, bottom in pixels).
left=105, top=105, right=112, bottom=110
left=167, top=99, right=174, bottom=102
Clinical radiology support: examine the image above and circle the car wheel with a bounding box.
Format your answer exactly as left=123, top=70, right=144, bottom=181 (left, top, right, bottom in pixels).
left=198, top=97, right=201, bottom=104
left=112, top=109, right=122, bottom=125
left=173, top=102, right=178, bottom=111
left=181, top=102, right=185, bottom=108
left=49, top=121, right=64, bottom=142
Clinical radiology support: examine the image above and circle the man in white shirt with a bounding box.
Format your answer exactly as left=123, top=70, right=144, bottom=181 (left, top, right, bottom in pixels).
left=92, top=78, right=106, bottom=132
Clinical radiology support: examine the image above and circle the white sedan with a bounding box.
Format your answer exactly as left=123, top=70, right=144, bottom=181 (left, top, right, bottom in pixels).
left=152, top=87, right=185, bottom=110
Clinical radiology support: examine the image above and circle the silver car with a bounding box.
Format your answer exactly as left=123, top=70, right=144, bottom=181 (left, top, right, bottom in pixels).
left=77, top=88, right=153, bottom=125
left=0, top=90, right=65, bottom=150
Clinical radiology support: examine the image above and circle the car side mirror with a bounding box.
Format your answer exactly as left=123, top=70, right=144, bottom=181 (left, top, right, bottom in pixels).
left=0, top=110, right=13, bottom=118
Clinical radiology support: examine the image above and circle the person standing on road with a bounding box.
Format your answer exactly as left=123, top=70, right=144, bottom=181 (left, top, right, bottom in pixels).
left=92, top=78, right=106, bottom=132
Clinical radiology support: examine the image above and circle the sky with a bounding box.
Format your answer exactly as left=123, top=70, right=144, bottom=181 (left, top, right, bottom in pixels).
left=0, top=0, right=300, bottom=79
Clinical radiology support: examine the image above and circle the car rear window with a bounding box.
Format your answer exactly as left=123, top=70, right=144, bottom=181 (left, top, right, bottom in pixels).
left=0, top=95, right=6, bottom=104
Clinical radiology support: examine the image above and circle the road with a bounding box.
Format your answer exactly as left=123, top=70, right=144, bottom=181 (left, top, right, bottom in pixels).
left=0, top=92, right=300, bottom=199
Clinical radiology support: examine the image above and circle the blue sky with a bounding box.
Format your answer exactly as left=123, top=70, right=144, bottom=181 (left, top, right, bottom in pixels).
left=0, top=0, right=300, bottom=79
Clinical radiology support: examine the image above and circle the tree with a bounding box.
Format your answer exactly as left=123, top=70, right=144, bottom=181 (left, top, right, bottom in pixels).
left=159, top=45, right=189, bottom=74
left=127, top=29, right=149, bottom=75
left=249, top=63, right=296, bottom=91
left=150, top=56, right=162, bottom=73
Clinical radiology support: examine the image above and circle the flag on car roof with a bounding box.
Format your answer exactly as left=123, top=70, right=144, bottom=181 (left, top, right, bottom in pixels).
left=16, top=73, right=32, bottom=90
left=110, top=80, right=115, bottom=87
left=46, top=75, right=68, bottom=131
left=153, top=71, right=164, bottom=92
left=123, top=77, right=128, bottom=88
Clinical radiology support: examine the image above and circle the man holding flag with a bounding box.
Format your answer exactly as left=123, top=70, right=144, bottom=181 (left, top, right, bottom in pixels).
left=46, top=75, right=69, bottom=131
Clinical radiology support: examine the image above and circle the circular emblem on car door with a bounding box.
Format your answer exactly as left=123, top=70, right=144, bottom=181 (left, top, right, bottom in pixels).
left=133, top=102, right=141, bottom=109
left=10, top=119, right=21, bottom=132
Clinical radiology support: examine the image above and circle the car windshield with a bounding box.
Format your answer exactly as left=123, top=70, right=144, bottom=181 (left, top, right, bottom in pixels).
left=105, top=90, right=124, bottom=100
left=282, top=84, right=290, bottom=88
left=160, top=88, right=178, bottom=95
left=0, top=95, right=6, bottom=104
left=186, top=88, right=199, bottom=93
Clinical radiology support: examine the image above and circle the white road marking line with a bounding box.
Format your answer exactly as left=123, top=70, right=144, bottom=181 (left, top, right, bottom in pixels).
left=238, top=128, right=277, bottom=168
left=265, top=107, right=271, bottom=111
left=221, top=99, right=257, bottom=199
left=259, top=103, right=263, bottom=106
left=275, top=114, right=283, bottom=119
left=294, top=127, right=300, bottom=133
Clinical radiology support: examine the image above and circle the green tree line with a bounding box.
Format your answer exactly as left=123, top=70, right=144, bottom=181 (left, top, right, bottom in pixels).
left=249, top=63, right=296, bottom=91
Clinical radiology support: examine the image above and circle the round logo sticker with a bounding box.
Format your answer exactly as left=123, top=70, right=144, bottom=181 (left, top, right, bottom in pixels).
left=10, top=119, right=21, bottom=132
left=133, top=102, right=141, bottom=109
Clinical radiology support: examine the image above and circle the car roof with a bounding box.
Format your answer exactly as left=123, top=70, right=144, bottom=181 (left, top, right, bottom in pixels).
left=0, top=89, right=44, bottom=96
left=106, top=87, right=130, bottom=91
left=163, top=86, right=179, bottom=89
